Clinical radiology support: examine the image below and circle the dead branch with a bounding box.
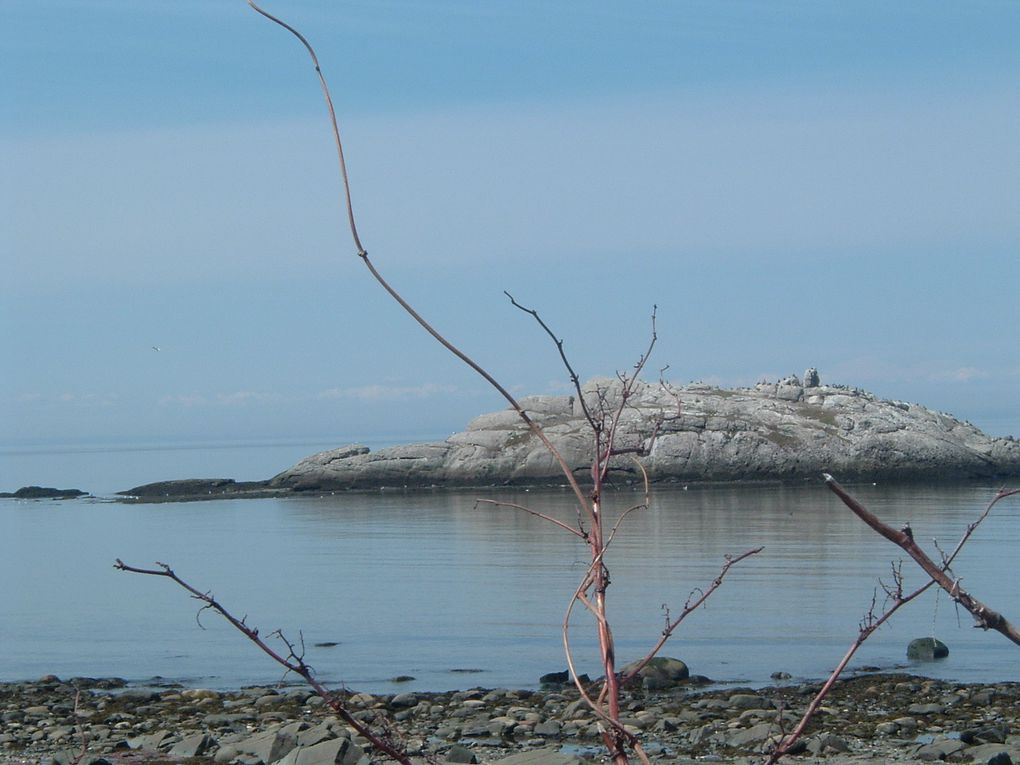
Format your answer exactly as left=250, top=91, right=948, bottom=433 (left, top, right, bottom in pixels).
left=765, top=480, right=1020, bottom=763
left=474, top=498, right=586, bottom=539
left=764, top=575, right=932, bottom=764
left=114, top=559, right=414, bottom=765
left=505, top=290, right=595, bottom=429
left=825, top=475, right=1020, bottom=644
left=622, top=546, right=763, bottom=685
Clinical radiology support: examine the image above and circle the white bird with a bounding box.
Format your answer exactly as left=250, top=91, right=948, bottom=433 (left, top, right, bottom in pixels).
left=152, top=346, right=161, bottom=352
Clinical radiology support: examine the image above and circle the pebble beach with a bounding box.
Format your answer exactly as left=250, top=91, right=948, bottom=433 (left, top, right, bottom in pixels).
left=3, top=672, right=1020, bottom=765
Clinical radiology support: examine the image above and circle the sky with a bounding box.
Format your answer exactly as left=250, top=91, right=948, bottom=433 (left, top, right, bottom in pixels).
left=3, top=0, right=1020, bottom=451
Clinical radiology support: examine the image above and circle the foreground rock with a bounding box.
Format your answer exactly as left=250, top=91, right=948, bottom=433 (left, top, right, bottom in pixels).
left=271, top=373, right=1020, bottom=491
left=5, top=673, right=1020, bottom=765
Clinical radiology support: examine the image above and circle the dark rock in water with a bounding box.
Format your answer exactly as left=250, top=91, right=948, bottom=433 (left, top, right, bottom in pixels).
left=539, top=670, right=569, bottom=686
left=116, top=478, right=284, bottom=502
left=907, top=637, right=949, bottom=660
left=313, top=641, right=341, bottom=648
left=0, top=486, right=87, bottom=499
left=390, top=675, right=415, bottom=683
left=619, top=656, right=689, bottom=690
left=539, top=670, right=569, bottom=685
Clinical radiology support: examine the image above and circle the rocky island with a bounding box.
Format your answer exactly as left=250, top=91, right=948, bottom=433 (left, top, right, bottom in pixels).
left=117, top=371, right=1020, bottom=501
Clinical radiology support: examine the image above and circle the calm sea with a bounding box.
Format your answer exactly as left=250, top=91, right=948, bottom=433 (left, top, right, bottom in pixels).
left=2, top=440, right=1019, bottom=693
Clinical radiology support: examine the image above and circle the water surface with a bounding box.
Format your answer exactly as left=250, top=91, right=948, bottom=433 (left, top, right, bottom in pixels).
left=3, top=448, right=1018, bottom=693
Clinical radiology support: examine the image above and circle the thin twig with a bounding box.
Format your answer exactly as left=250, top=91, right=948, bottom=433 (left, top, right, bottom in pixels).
left=114, top=559, right=414, bottom=765
left=825, top=476, right=1020, bottom=644
left=474, top=498, right=585, bottom=539
left=621, top=546, right=763, bottom=684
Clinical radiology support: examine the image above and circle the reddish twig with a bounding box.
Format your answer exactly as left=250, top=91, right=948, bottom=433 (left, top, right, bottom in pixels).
left=474, top=498, right=586, bottom=539
left=825, top=476, right=1020, bottom=643
left=114, top=559, right=414, bottom=765
left=622, top=547, right=763, bottom=685
left=764, top=480, right=1020, bottom=763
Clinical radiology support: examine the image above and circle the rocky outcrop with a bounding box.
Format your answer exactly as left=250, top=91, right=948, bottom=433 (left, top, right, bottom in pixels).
left=0, top=486, right=88, bottom=499
left=271, top=374, right=1020, bottom=491
left=116, top=478, right=285, bottom=503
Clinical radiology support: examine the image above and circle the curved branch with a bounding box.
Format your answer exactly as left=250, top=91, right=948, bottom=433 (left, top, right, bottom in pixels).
left=474, top=498, right=585, bottom=539
left=246, top=1, right=365, bottom=255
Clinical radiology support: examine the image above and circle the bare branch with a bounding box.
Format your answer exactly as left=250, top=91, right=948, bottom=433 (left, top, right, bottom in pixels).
left=763, top=577, right=933, bottom=764
left=114, top=559, right=414, bottom=765
left=474, top=498, right=586, bottom=539
left=622, top=546, right=762, bottom=684
left=825, top=475, right=1020, bottom=644
left=505, top=290, right=595, bottom=429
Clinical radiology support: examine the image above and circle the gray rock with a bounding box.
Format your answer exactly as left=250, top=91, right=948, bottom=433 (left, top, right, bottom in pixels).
left=908, top=637, right=950, bottom=660
left=266, top=376, right=1020, bottom=492
left=726, top=722, right=780, bottom=749
left=169, top=732, right=214, bottom=758
left=619, top=657, right=689, bottom=690
left=235, top=729, right=298, bottom=764
left=445, top=743, right=479, bottom=764
left=915, top=736, right=967, bottom=760
left=491, top=749, right=583, bottom=765
left=531, top=720, right=561, bottom=737
left=390, top=692, right=418, bottom=708
left=276, top=737, right=365, bottom=765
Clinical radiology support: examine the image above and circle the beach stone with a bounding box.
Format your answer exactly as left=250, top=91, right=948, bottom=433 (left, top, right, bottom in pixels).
left=491, top=749, right=583, bottom=765
left=806, top=733, right=850, bottom=754
left=215, top=745, right=241, bottom=763
left=908, top=637, right=950, bottom=660
left=445, top=744, right=479, bottom=763
left=909, top=702, right=946, bottom=715
left=727, top=693, right=768, bottom=709
left=619, top=657, right=689, bottom=690
left=962, top=725, right=1010, bottom=745
left=236, top=728, right=298, bottom=764
left=538, top=671, right=569, bottom=685
left=727, top=722, right=780, bottom=749
left=916, top=737, right=967, bottom=760
left=390, top=692, right=418, bottom=708
left=170, top=732, right=214, bottom=758
left=276, top=737, right=366, bottom=765
left=127, top=730, right=172, bottom=750
left=51, top=753, right=111, bottom=765
left=296, top=722, right=341, bottom=747
left=532, top=719, right=561, bottom=737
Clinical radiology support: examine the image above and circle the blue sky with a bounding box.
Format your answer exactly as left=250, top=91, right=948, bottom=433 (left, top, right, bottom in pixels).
left=3, top=1, right=1020, bottom=449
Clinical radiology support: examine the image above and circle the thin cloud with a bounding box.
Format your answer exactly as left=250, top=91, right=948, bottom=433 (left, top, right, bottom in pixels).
left=929, top=367, right=989, bottom=383
left=317, top=383, right=458, bottom=401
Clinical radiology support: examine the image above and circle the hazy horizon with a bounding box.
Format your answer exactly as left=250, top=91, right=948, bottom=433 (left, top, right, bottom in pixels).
left=5, top=2, right=1019, bottom=447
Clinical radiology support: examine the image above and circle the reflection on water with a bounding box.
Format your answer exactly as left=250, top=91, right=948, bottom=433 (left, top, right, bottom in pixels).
left=2, top=480, right=1018, bottom=692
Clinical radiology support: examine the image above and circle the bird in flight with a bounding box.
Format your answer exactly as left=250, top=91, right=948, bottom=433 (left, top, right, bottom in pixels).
left=152, top=346, right=161, bottom=352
